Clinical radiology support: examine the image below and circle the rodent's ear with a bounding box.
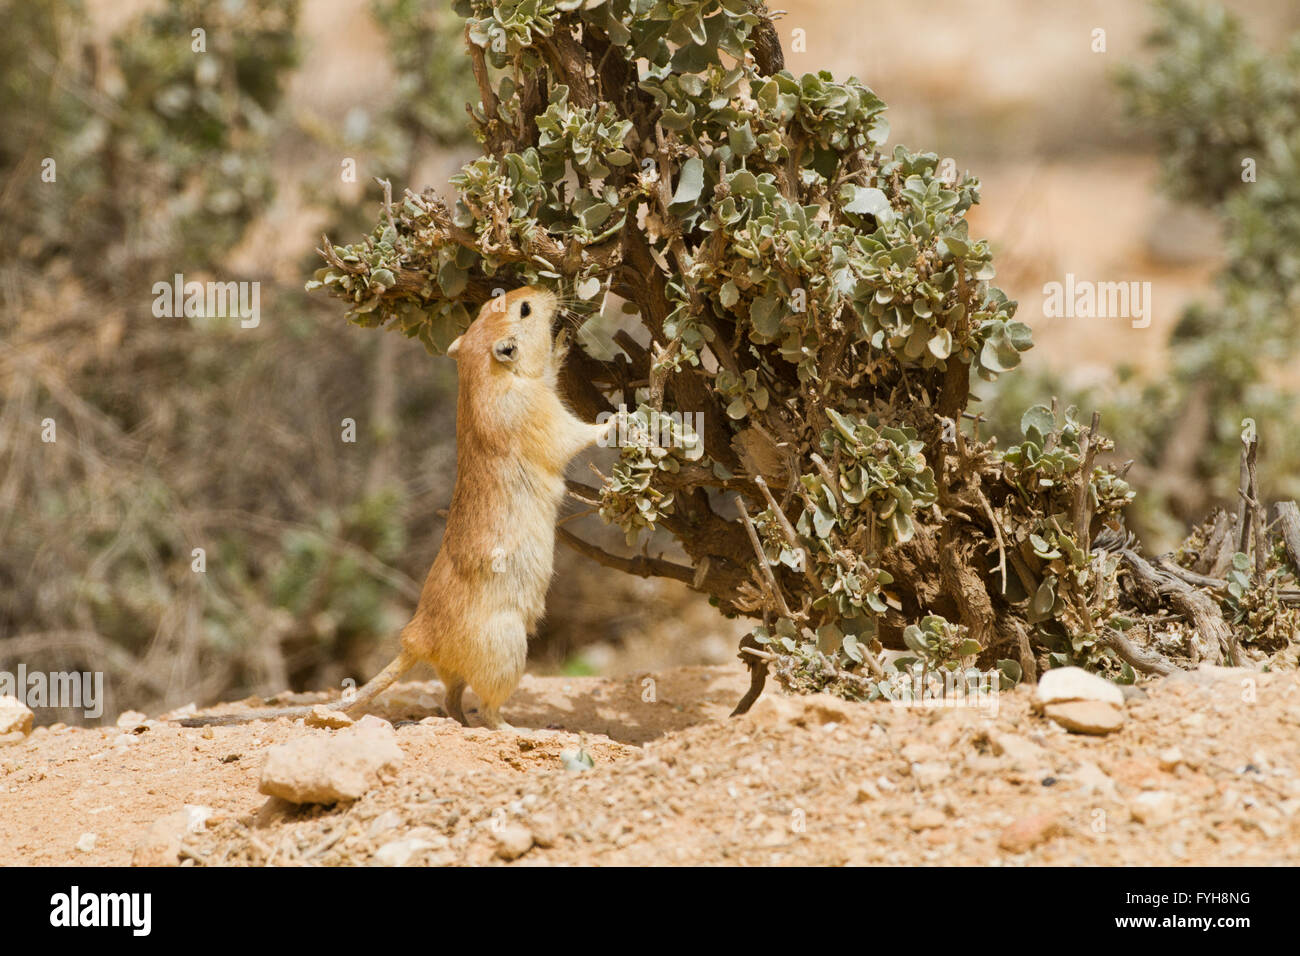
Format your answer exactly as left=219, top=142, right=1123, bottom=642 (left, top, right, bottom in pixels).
left=492, top=336, right=520, bottom=365
left=446, top=336, right=463, bottom=360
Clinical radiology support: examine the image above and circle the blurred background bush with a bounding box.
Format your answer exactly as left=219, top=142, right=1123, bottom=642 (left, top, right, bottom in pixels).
left=3, top=0, right=1298, bottom=722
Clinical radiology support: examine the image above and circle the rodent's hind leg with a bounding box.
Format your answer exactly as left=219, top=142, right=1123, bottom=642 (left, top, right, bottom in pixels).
left=442, top=675, right=468, bottom=726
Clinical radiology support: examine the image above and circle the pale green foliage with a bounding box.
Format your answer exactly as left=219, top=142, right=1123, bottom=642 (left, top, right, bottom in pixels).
left=314, top=0, right=1148, bottom=694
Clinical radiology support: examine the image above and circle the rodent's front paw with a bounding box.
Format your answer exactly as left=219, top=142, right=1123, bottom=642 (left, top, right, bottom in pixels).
left=594, top=417, right=618, bottom=447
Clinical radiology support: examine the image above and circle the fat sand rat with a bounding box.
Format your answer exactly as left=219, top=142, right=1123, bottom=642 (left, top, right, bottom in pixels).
left=181, top=286, right=612, bottom=730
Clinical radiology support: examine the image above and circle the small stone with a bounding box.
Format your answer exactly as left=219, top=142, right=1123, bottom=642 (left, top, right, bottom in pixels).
left=1157, top=746, right=1184, bottom=772
left=908, top=808, right=946, bottom=831
left=998, top=813, right=1061, bottom=853
left=1035, top=667, right=1125, bottom=708
left=115, top=711, right=149, bottom=729
left=494, top=824, right=535, bottom=861
left=910, top=761, right=952, bottom=787
left=374, top=837, right=434, bottom=867
left=985, top=731, right=1050, bottom=768
left=900, top=742, right=940, bottom=762
left=1043, top=700, right=1125, bottom=735
left=367, top=809, right=403, bottom=839
left=75, top=832, right=97, bottom=853
left=529, top=812, right=560, bottom=847
left=259, top=723, right=404, bottom=805
left=0, top=696, right=34, bottom=737
left=180, top=805, right=214, bottom=832
left=305, top=705, right=354, bottom=729
left=854, top=781, right=881, bottom=803
left=1130, top=790, right=1178, bottom=826
left=0, top=731, right=26, bottom=747
left=1069, top=760, right=1119, bottom=801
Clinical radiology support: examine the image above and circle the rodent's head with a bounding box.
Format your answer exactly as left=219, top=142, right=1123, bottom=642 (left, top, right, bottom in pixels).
left=447, top=286, right=561, bottom=382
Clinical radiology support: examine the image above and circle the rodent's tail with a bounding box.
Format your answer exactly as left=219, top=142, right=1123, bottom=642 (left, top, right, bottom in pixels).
left=176, top=648, right=417, bottom=728
left=340, top=647, right=416, bottom=717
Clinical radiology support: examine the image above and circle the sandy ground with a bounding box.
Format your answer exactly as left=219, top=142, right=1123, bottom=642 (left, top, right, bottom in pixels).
left=3, top=664, right=1297, bottom=866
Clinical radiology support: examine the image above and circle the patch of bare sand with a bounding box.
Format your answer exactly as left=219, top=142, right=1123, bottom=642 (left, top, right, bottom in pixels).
left=3, top=665, right=1297, bottom=866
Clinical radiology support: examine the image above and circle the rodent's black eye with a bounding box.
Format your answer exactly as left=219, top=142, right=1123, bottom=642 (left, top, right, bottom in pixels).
left=519, top=301, right=531, bottom=318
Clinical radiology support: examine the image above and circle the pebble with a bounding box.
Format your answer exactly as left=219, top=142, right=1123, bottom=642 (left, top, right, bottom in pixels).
left=305, top=705, right=354, bottom=729
left=910, top=761, right=952, bottom=787
left=1043, top=700, right=1126, bottom=735
left=0, top=696, right=34, bottom=737
left=908, top=808, right=946, bottom=831
left=1069, top=760, right=1119, bottom=801
left=259, top=722, right=404, bottom=804
left=367, top=810, right=403, bottom=839
left=75, top=832, right=97, bottom=853
left=1130, top=790, right=1178, bottom=826
left=998, top=813, right=1061, bottom=853
left=854, top=781, right=881, bottom=803
left=986, top=731, right=1051, bottom=767
left=494, top=824, right=535, bottom=861
left=374, top=837, right=434, bottom=867
left=115, top=711, right=149, bottom=730
left=1157, top=746, right=1184, bottom=771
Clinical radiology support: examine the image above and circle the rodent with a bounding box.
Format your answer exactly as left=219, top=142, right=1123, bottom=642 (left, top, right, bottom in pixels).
left=180, top=286, right=611, bottom=730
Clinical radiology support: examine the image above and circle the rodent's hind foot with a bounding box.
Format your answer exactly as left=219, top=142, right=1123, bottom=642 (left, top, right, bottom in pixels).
left=480, top=706, right=513, bottom=731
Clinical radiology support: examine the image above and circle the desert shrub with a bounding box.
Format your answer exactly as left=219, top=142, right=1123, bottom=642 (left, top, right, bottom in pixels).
left=315, top=0, right=1193, bottom=698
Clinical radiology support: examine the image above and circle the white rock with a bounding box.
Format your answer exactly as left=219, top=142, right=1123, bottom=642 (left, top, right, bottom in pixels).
left=181, top=805, right=214, bottom=833
left=1043, top=700, right=1126, bottom=735
left=75, top=833, right=97, bottom=853
left=1158, top=746, right=1184, bottom=771
left=1035, top=667, right=1125, bottom=708
left=374, top=837, right=434, bottom=867
left=259, top=723, right=404, bottom=805
left=910, top=760, right=952, bottom=787
left=116, top=711, right=149, bottom=729
left=0, top=696, right=34, bottom=736
left=367, top=809, right=403, bottom=839
left=494, top=824, right=535, bottom=861
left=1070, top=760, right=1119, bottom=801
left=305, top=705, right=353, bottom=729
left=1130, top=790, right=1178, bottom=826
left=854, top=781, right=881, bottom=803
left=986, top=731, right=1050, bottom=768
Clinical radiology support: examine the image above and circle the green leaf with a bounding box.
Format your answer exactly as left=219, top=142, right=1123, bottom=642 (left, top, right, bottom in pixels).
left=1020, top=404, right=1055, bottom=439
left=670, top=157, right=705, bottom=206
left=1028, top=574, right=1057, bottom=623
left=749, top=294, right=783, bottom=338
